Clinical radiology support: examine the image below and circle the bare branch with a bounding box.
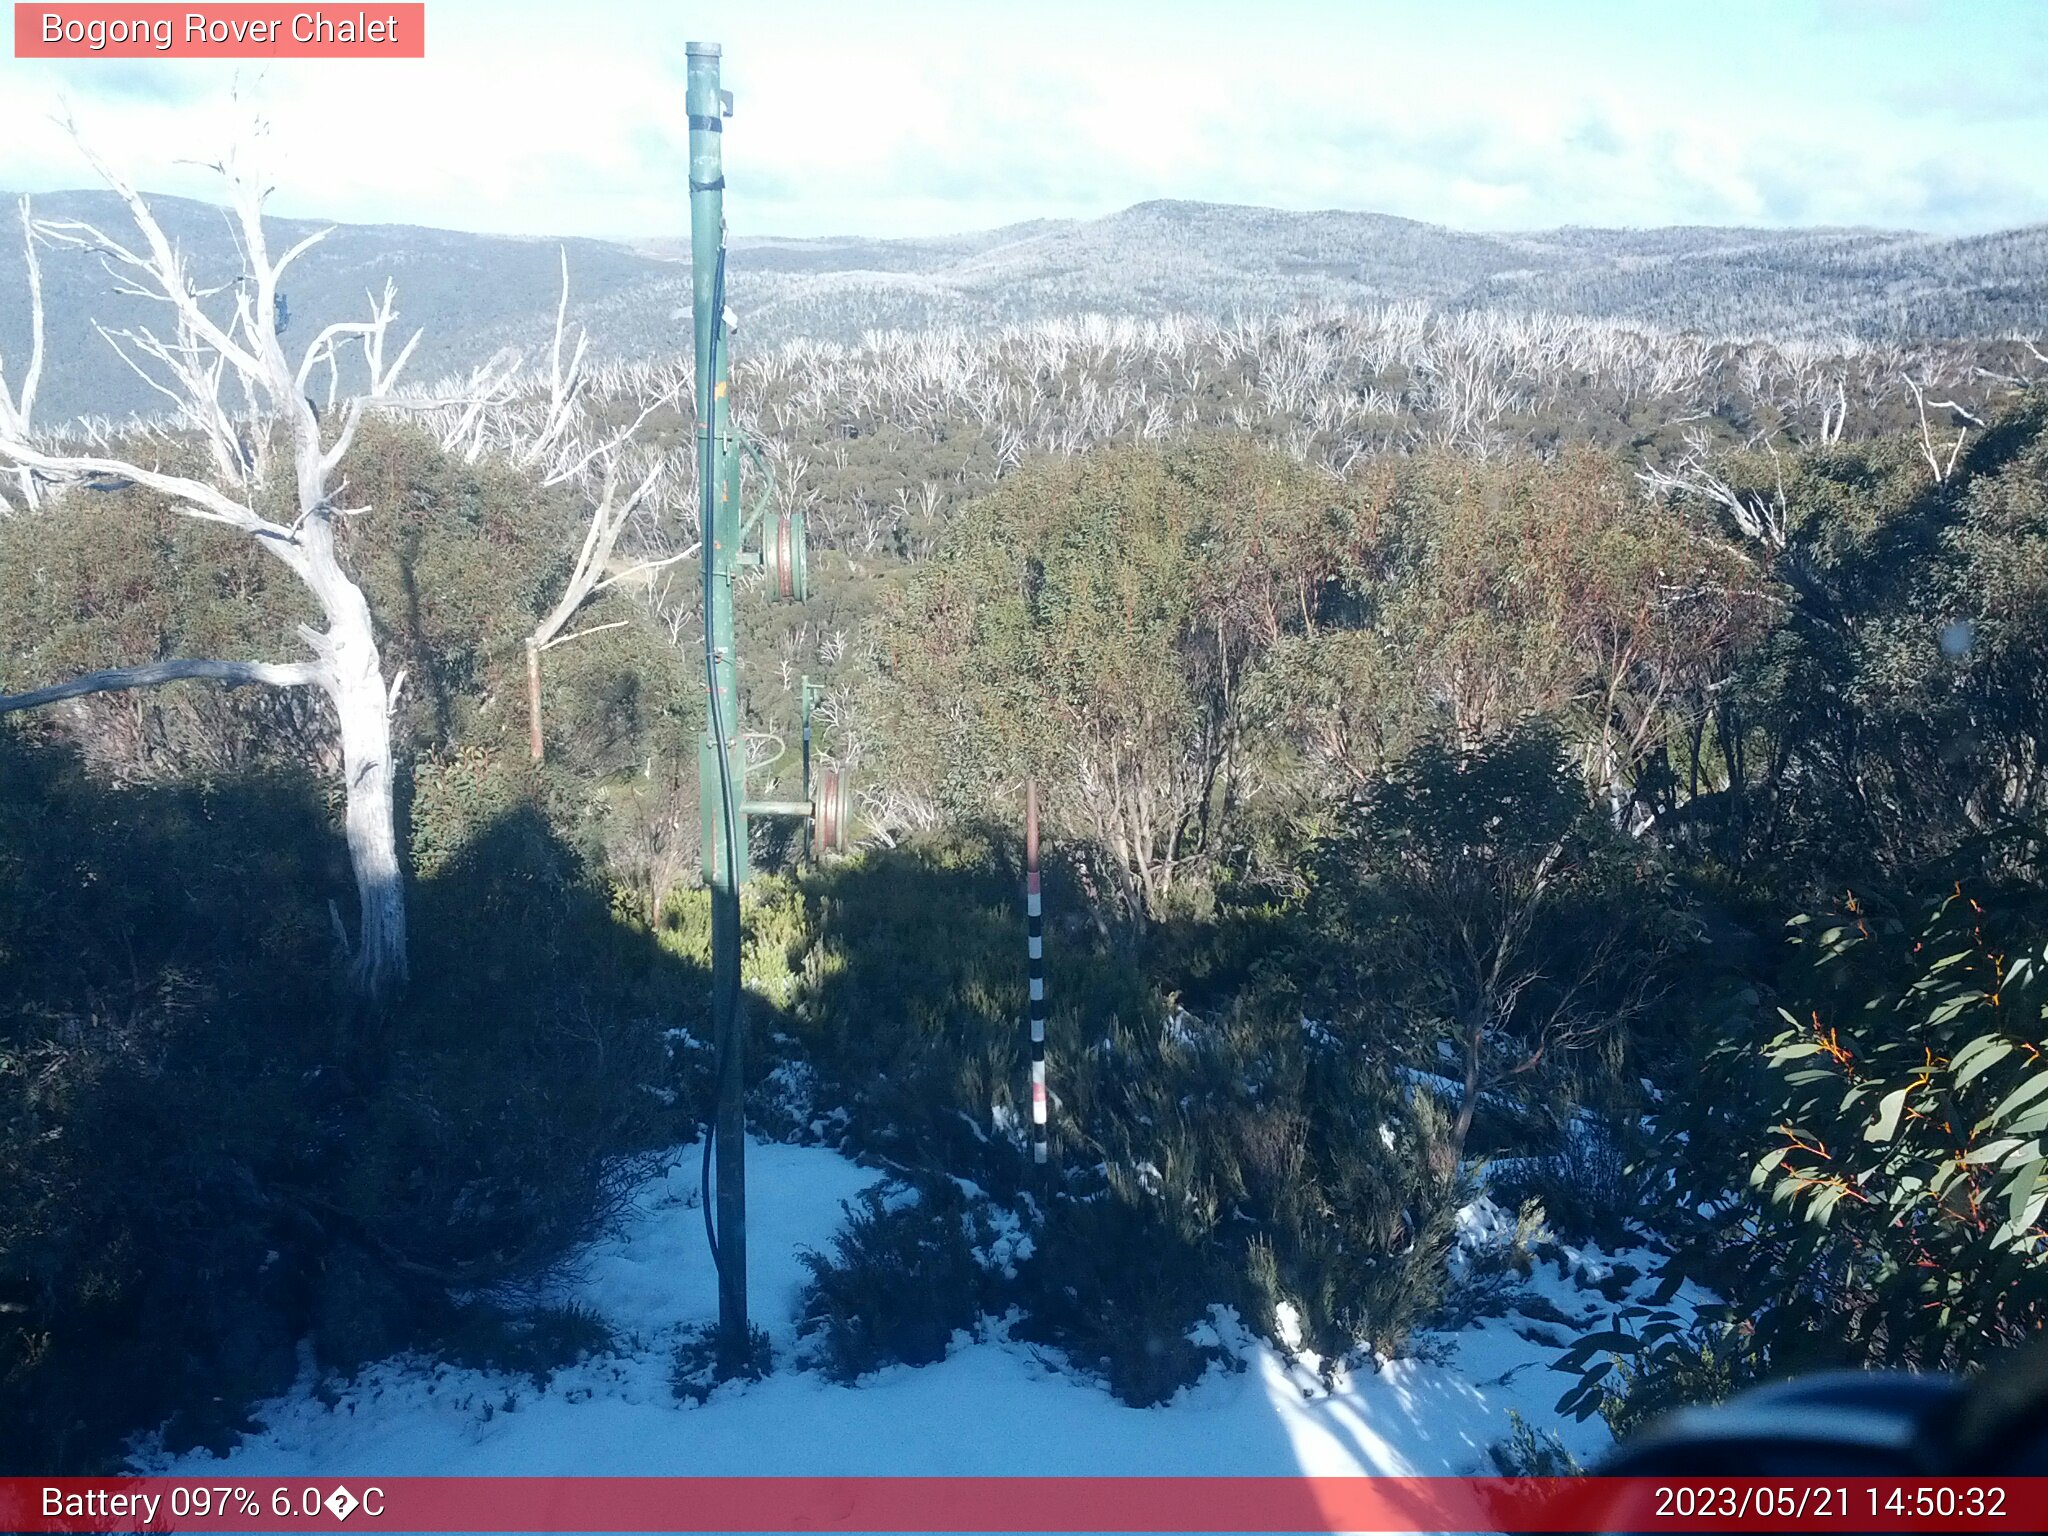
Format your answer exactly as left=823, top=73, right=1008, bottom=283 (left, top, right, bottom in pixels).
left=539, top=618, right=631, bottom=653
left=530, top=452, right=671, bottom=648
left=0, top=438, right=301, bottom=547
left=0, top=198, right=46, bottom=510
left=1639, top=426, right=1789, bottom=549
left=541, top=382, right=680, bottom=488
left=588, top=543, right=700, bottom=597
left=48, top=127, right=267, bottom=382
left=0, top=657, right=327, bottom=713
left=1905, top=373, right=1971, bottom=484
left=272, top=224, right=332, bottom=284
left=0, top=122, right=426, bottom=997
left=320, top=283, right=423, bottom=477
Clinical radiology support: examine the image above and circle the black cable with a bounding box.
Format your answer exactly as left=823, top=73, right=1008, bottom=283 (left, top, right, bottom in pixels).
left=702, top=1108, right=719, bottom=1272
left=699, top=241, right=741, bottom=1283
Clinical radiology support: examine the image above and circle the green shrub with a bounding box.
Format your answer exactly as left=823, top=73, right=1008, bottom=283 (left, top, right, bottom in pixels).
left=0, top=732, right=700, bottom=1470
left=796, top=1180, right=986, bottom=1382
left=671, top=1322, right=773, bottom=1403
left=442, top=1301, right=615, bottom=1386
left=1553, top=1306, right=1764, bottom=1441
left=1013, top=1180, right=1231, bottom=1408
left=0, top=736, right=336, bottom=1470
left=876, top=436, right=1374, bottom=923
left=792, top=827, right=1155, bottom=1188
left=1087, top=986, right=1467, bottom=1371
left=1739, top=887, right=2048, bottom=1371
left=1488, top=1408, right=1584, bottom=1476
left=1497, top=1124, right=1648, bottom=1251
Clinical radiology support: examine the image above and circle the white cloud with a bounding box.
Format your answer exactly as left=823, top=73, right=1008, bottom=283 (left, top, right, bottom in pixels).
left=0, top=0, right=2042, bottom=239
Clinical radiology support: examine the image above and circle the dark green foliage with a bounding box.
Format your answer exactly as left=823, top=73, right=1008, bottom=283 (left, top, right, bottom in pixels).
left=1591, top=876, right=2048, bottom=1428
left=0, top=735, right=335, bottom=1468
left=0, top=731, right=699, bottom=1471
left=796, top=1181, right=985, bottom=1383
left=1741, top=888, right=2048, bottom=1370
left=1488, top=1408, right=1584, bottom=1476
left=1052, top=982, right=1466, bottom=1383
left=671, top=1322, right=773, bottom=1403
left=786, top=826, right=1466, bottom=1400
left=1361, top=724, right=1592, bottom=875
left=441, top=1302, right=614, bottom=1385
left=1675, top=395, right=2048, bottom=895
left=1499, top=1124, right=1650, bottom=1251
left=340, top=802, right=681, bottom=1288
left=1552, top=1305, right=1764, bottom=1439
left=1014, top=1184, right=1231, bottom=1409
left=792, top=826, right=1154, bottom=1188
left=1305, top=722, right=1681, bottom=1168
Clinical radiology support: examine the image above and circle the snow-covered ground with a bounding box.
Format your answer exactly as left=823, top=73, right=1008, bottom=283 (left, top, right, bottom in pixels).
left=137, top=1138, right=1694, bottom=1479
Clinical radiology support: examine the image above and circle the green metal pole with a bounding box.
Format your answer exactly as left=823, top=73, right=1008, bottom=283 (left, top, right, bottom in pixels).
left=687, top=38, right=748, bottom=1366
left=801, top=676, right=818, bottom=862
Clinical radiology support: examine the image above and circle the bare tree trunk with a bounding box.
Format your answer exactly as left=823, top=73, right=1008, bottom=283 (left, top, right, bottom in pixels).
left=0, top=574, right=410, bottom=1001
left=452, top=255, right=687, bottom=771
left=333, top=673, right=407, bottom=999
left=0, top=143, right=435, bottom=1006
left=329, top=633, right=407, bottom=1001
left=0, top=197, right=44, bottom=513
left=1451, top=1009, right=1484, bottom=1168
left=298, top=521, right=409, bottom=1001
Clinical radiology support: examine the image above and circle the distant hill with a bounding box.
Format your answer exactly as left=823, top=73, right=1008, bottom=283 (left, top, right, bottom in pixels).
left=3, top=192, right=2045, bottom=422
left=0, top=189, right=693, bottom=424
left=720, top=201, right=2048, bottom=349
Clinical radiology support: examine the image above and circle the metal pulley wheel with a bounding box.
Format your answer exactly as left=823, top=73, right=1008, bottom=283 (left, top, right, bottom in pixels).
left=762, top=508, right=809, bottom=603
left=813, top=767, right=852, bottom=854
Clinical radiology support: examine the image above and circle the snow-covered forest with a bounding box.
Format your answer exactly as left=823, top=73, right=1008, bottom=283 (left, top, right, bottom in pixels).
left=6, top=187, right=2048, bottom=424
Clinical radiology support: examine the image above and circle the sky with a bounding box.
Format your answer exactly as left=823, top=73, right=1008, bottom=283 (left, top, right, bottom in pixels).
left=2, top=0, right=2045, bottom=242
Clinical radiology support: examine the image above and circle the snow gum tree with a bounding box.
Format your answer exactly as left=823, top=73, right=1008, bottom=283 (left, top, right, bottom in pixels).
left=881, top=437, right=1369, bottom=921
left=0, top=140, right=420, bottom=1002
left=1322, top=724, right=1672, bottom=1167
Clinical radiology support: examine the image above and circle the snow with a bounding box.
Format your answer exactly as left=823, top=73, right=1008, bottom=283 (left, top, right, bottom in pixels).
left=1272, top=1301, right=1306, bottom=1353
left=137, top=1138, right=1697, bottom=1482
left=969, top=1197, right=1035, bottom=1280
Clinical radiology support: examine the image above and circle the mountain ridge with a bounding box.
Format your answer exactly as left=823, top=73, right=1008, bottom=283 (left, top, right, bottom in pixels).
left=3, top=190, right=2044, bottom=422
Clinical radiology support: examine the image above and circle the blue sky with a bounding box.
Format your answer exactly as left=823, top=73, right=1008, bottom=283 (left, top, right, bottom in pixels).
left=2, top=0, right=2044, bottom=239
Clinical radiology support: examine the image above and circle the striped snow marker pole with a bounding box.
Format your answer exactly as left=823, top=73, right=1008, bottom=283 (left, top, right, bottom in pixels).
left=1026, top=779, right=1048, bottom=1166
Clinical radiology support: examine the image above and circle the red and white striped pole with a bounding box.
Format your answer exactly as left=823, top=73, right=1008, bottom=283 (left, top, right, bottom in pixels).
left=1025, top=779, right=1048, bottom=1166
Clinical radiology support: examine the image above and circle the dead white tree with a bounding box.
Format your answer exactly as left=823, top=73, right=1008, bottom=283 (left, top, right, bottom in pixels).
left=523, top=446, right=680, bottom=762
left=0, top=198, right=45, bottom=512
left=382, top=253, right=694, bottom=762
left=1971, top=336, right=2048, bottom=395
left=1904, top=373, right=1982, bottom=484
left=498, top=260, right=692, bottom=763
left=0, top=134, right=419, bottom=1003
left=421, top=346, right=525, bottom=463
left=1639, top=426, right=1790, bottom=554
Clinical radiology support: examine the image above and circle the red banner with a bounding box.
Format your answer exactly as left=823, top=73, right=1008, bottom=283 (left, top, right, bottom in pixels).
left=4, top=1477, right=2047, bottom=1532
left=13, top=5, right=425, bottom=58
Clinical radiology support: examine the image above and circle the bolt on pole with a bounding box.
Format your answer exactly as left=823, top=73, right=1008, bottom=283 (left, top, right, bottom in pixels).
left=687, top=37, right=749, bottom=1366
